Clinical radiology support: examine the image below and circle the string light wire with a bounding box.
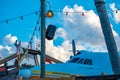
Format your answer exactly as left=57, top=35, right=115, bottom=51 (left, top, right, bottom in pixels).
left=0, top=11, right=40, bottom=24
left=29, top=15, right=40, bottom=48
left=0, top=0, right=119, bottom=24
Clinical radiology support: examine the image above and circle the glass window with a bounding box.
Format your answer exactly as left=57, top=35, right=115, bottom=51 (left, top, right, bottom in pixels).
left=84, top=59, right=93, bottom=65
left=69, top=58, right=80, bottom=63
left=77, top=58, right=84, bottom=64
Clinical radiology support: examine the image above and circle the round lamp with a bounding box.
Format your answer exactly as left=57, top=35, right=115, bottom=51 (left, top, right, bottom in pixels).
left=46, top=10, right=54, bottom=18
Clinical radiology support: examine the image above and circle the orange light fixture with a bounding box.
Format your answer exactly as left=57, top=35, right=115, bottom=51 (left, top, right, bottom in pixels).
left=46, top=10, right=54, bottom=18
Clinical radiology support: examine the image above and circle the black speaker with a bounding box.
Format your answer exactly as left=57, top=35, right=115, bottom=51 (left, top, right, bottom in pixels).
left=46, top=24, right=56, bottom=40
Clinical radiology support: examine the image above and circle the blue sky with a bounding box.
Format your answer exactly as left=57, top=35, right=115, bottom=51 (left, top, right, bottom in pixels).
left=0, top=0, right=120, bottom=64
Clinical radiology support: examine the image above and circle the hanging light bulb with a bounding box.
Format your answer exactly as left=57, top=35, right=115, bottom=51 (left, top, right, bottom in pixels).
left=66, top=12, right=68, bottom=15
left=38, top=43, right=40, bottom=47
left=37, top=21, right=39, bottom=24
left=46, top=10, right=54, bottom=18
left=21, top=16, right=23, bottom=20
left=36, top=11, right=38, bottom=15
left=35, top=27, right=37, bottom=30
left=82, top=12, right=84, bottom=16
left=116, top=10, right=118, bottom=13
left=6, top=20, right=8, bottom=24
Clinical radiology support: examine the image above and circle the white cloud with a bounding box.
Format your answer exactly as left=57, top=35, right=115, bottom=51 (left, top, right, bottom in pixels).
left=61, top=4, right=120, bottom=52
left=113, top=30, right=120, bottom=50
left=55, top=28, right=67, bottom=40
left=110, top=24, right=120, bottom=50
left=114, top=37, right=120, bottom=50
left=41, top=4, right=120, bottom=62
left=46, top=40, right=69, bottom=62
left=110, top=3, right=120, bottom=23
left=0, top=34, right=18, bottom=59
left=0, top=45, right=15, bottom=58
left=63, top=4, right=106, bottom=47
left=3, top=34, right=17, bottom=45
left=1, top=4, right=120, bottom=64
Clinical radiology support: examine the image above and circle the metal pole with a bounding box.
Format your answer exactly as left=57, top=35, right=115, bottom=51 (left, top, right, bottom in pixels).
left=40, top=0, right=46, bottom=78
left=94, top=0, right=120, bottom=74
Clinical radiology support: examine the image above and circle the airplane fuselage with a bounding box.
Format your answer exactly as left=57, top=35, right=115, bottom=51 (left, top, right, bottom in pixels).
left=18, top=50, right=114, bottom=78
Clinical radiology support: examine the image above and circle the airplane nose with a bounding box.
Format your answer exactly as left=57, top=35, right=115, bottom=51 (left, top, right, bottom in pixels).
left=18, top=69, right=31, bottom=78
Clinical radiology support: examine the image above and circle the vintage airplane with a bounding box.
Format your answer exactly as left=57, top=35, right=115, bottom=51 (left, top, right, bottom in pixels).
left=18, top=40, right=115, bottom=79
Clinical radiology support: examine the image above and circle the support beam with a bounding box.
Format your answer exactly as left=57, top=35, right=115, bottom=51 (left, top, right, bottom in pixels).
left=94, top=0, right=120, bottom=74
left=34, top=55, right=39, bottom=65
left=23, top=48, right=63, bottom=63
left=0, top=54, right=23, bottom=65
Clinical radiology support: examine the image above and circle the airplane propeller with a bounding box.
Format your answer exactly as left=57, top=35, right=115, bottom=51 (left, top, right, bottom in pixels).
left=71, top=40, right=81, bottom=56
left=72, top=40, right=76, bottom=56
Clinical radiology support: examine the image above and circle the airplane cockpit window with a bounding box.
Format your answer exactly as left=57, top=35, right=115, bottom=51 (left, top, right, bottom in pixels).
left=84, top=59, right=93, bottom=65
left=69, top=58, right=93, bottom=65
left=77, top=58, right=93, bottom=65
left=77, top=58, right=84, bottom=64
left=69, top=58, right=80, bottom=63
